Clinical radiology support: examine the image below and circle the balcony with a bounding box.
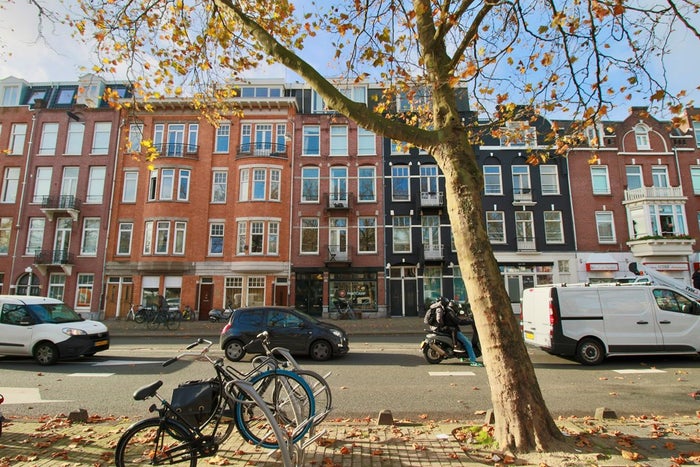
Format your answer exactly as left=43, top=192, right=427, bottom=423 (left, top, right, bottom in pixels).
left=422, top=243, right=443, bottom=262
left=154, top=143, right=199, bottom=159
left=420, top=191, right=444, bottom=208
left=513, top=188, right=535, bottom=206
left=326, top=244, right=351, bottom=266
left=41, top=195, right=81, bottom=221
left=325, top=192, right=353, bottom=210
left=516, top=236, right=536, bottom=252
left=237, top=142, right=288, bottom=159
left=623, top=186, right=685, bottom=203
left=627, top=236, right=696, bottom=257
left=34, top=249, right=75, bottom=275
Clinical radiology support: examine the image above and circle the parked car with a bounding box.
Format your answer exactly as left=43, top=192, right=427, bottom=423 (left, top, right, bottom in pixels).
left=0, top=295, right=110, bottom=365
left=219, top=306, right=349, bottom=362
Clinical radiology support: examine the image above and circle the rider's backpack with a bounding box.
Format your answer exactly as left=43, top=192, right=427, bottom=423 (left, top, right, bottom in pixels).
left=424, top=301, right=443, bottom=327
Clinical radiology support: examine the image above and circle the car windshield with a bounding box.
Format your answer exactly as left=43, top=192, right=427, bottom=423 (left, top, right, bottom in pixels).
left=27, top=303, right=83, bottom=324
left=293, top=308, right=320, bottom=324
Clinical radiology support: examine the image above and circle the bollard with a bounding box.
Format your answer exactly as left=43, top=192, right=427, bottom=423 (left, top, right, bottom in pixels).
left=377, top=409, right=394, bottom=425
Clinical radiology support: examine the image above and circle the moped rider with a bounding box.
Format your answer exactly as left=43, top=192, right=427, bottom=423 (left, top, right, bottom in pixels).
left=436, top=299, right=483, bottom=367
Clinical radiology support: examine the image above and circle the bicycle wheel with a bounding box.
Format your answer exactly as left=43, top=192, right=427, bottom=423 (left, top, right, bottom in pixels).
left=165, top=312, right=181, bottom=330
left=294, top=369, right=332, bottom=423
left=114, top=417, right=197, bottom=467
left=146, top=316, right=161, bottom=330
left=234, top=369, right=315, bottom=449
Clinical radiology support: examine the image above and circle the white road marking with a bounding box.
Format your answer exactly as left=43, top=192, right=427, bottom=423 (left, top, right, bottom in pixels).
left=0, top=387, right=69, bottom=404
left=68, top=373, right=114, bottom=377
left=428, top=371, right=475, bottom=376
left=613, top=369, right=666, bottom=374
left=90, top=360, right=157, bottom=366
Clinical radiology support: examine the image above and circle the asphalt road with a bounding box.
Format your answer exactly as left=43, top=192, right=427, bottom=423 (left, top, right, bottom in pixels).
left=0, top=335, right=698, bottom=420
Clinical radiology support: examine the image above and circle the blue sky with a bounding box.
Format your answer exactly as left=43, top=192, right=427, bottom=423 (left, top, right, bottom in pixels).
left=1, top=0, right=698, bottom=120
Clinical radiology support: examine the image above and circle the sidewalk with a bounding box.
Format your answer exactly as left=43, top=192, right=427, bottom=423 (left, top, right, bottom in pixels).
left=1, top=411, right=699, bottom=466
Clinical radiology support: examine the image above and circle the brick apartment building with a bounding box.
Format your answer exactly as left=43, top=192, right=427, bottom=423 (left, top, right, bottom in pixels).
left=1, top=74, right=699, bottom=319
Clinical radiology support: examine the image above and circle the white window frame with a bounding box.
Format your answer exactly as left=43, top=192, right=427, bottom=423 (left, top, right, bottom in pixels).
left=155, top=221, right=170, bottom=254
left=38, top=122, right=59, bottom=155
left=358, top=217, right=377, bottom=253
left=357, top=166, right=376, bottom=202
left=2, top=167, right=20, bottom=203
left=595, top=211, right=616, bottom=243
left=634, top=123, right=650, bottom=150
left=392, top=216, right=411, bottom=253
left=357, top=127, right=376, bottom=155
left=590, top=165, right=610, bottom=195
left=215, top=123, right=230, bottom=153
left=91, top=122, right=112, bottom=155
left=486, top=211, right=506, bottom=243
left=26, top=217, right=45, bottom=255
left=302, top=125, right=320, bottom=156
left=65, top=121, right=85, bottom=155
left=329, top=125, right=348, bottom=156
left=9, top=123, right=27, bottom=155
left=301, top=166, right=319, bottom=203
left=626, top=165, right=643, bottom=190
left=86, top=166, right=106, bottom=203
left=300, top=218, right=319, bottom=254
left=33, top=167, right=52, bottom=203
left=209, top=223, right=224, bottom=255
left=122, top=171, right=138, bottom=203
left=159, top=168, right=175, bottom=200
left=483, top=165, right=503, bottom=195
left=177, top=169, right=190, bottom=201
left=173, top=221, right=186, bottom=255
left=128, top=123, right=143, bottom=153
left=117, top=222, right=133, bottom=255
left=543, top=211, right=564, bottom=244
left=212, top=171, right=227, bottom=203
left=539, top=165, right=560, bottom=195
left=80, top=217, right=100, bottom=256
left=143, top=220, right=153, bottom=254
left=268, top=222, right=279, bottom=255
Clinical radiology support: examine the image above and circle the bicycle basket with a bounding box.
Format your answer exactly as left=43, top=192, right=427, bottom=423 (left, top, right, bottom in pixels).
left=170, top=379, right=219, bottom=426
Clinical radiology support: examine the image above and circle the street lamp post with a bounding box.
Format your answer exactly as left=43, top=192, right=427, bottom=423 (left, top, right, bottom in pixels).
left=24, top=266, right=32, bottom=296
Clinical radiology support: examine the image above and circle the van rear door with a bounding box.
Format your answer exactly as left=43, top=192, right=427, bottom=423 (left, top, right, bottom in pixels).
left=521, top=287, right=555, bottom=348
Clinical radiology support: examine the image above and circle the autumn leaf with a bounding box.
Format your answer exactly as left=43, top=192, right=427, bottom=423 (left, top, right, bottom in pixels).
left=621, top=449, right=643, bottom=461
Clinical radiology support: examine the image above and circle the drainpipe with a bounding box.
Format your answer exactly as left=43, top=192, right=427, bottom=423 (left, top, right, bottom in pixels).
left=287, top=116, right=295, bottom=306
left=10, top=111, right=38, bottom=294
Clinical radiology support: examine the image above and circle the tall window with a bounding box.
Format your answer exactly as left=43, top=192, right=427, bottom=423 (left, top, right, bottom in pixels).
left=65, top=122, right=84, bottom=155
left=302, top=125, right=320, bottom=155
left=357, top=166, right=376, bottom=202
left=486, top=211, right=505, bottom=243
left=694, top=121, right=700, bottom=148
left=237, top=221, right=247, bottom=254
left=357, top=128, right=375, bottom=155
left=391, top=165, right=410, bottom=201
left=420, top=165, right=439, bottom=196
left=166, top=123, right=185, bottom=156
left=1, top=167, right=20, bottom=203
left=423, top=267, right=442, bottom=304
left=543, top=211, right=564, bottom=243
left=1, top=85, right=19, bottom=106
left=159, top=168, right=175, bottom=200
left=38, top=122, right=59, bottom=155
left=252, top=168, right=266, bottom=200
left=81, top=218, right=100, bottom=255
left=128, top=123, right=143, bottom=153
left=590, top=165, right=610, bottom=195
left=91, top=122, right=112, bottom=155
left=421, top=215, right=441, bottom=252
left=512, top=165, right=531, bottom=197
left=26, top=217, right=45, bottom=254
left=173, top=221, right=186, bottom=255
left=9, top=123, right=27, bottom=155
left=215, top=123, right=230, bottom=153
left=276, top=124, right=286, bottom=153
left=33, top=167, right=52, bottom=203
left=143, top=221, right=153, bottom=254
left=626, top=165, right=643, bottom=190
left=212, top=171, right=227, bottom=203
left=187, top=123, right=198, bottom=152
left=634, top=123, right=650, bottom=150
left=329, top=125, right=348, bottom=156
left=515, top=211, right=535, bottom=246
left=651, top=166, right=669, bottom=187
left=300, top=218, right=319, bottom=253
left=76, top=274, right=94, bottom=308
left=117, top=223, right=133, bottom=255
left=254, top=124, right=273, bottom=153
left=269, top=169, right=280, bottom=201
left=539, top=165, right=559, bottom=195
left=86, top=166, right=106, bottom=203
left=239, top=169, right=249, bottom=201
left=692, top=167, right=700, bottom=194
left=48, top=273, right=66, bottom=301
left=329, top=166, right=348, bottom=205
left=250, top=221, right=264, bottom=254
left=155, top=221, right=169, bottom=254
left=0, top=217, right=12, bottom=254
left=178, top=169, right=190, bottom=200
left=268, top=222, right=279, bottom=255
left=595, top=211, right=615, bottom=243
left=122, top=171, right=138, bottom=202
left=240, top=123, right=251, bottom=152
left=392, top=216, right=411, bottom=252
left=358, top=217, right=377, bottom=253
left=209, top=223, right=224, bottom=255
left=301, top=167, right=319, bottom=202
left=483, top=166, right=502, bottom=195
left=61, top=167, right=79, bottom=200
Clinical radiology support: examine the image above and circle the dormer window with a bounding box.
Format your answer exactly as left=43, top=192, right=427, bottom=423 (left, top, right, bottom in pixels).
left=1, top=85, right=20, bottom=106
left=239, top=87, right=283, bottom=98
left=499, top=121, right=537, bottom=147
left=397, top=87, right=431, bottom=112
left=634, top=123, right=650, bottom=150
left=56, top=88, right=76, bottom=105
left=27, top=90, right=47, bottom=105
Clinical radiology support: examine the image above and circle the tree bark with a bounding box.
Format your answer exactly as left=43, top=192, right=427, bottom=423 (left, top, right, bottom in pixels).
left=432, top=135, right=564, bottom=453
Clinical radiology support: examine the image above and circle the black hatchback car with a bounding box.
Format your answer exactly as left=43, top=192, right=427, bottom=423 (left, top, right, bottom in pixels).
left=219, top=306, right=349, bottom=362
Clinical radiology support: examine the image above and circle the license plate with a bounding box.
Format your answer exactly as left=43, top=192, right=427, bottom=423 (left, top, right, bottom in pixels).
left=95, top=340, right=109, bottom=347
left=524, top=331, right=534, bottom=340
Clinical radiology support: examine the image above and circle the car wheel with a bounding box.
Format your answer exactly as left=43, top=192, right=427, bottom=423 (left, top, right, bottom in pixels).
left=576, top=338, right=605, bottom=365
left=34, top=342, right=59, bottom=366
left=224, top=340, right=246, bottom=362
left=309, top=340, right=332, bottom=361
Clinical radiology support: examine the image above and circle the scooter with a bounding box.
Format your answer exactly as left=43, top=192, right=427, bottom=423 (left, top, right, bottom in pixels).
left=208, top=306, right=233, bottom=322
left=421, top=324, right=481, bottom=364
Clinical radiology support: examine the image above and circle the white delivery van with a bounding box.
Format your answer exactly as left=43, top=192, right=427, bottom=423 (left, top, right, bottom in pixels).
left=521, top=283, right=700, bottom=365
left=0, top=295, right=109, bottom=365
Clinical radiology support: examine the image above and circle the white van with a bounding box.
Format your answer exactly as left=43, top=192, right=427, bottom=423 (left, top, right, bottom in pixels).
left=521, top=284, right=700, bottom=365
left=0, top=295, right=109, bottom=365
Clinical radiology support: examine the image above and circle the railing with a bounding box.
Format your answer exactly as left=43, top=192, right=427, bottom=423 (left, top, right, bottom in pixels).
left=422, top=243, right=443, bottom=260
left=513, top=188, right=532, bottom=203
left=624, top=186, right=684, bottom=202
left=420, top=191, right=444, bottom=207
left=41, top=195, right=82, bottom=210
left=327, top=244, right=350, bottom=262
left=516, top=236, right=536, bottom=251
left=35, top=249, right=74, bottom=265
left=325, top=192, right=352, bottom=209
left=154, top=143, right=199, bottom=158
left=237, top=142, right=288, bottom=158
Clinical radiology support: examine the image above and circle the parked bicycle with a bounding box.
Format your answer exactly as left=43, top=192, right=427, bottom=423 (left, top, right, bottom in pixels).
left=133, top=305, right=155, bottom=324
left=114, top=339, right=319, bottom=466
left=333, top=298, right=357, bottom=319
left=146, top=307, right=181, bottom=330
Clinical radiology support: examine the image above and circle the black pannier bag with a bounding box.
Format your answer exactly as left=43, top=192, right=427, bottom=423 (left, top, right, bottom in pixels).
left=170, top=379, right=219, bottom=426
